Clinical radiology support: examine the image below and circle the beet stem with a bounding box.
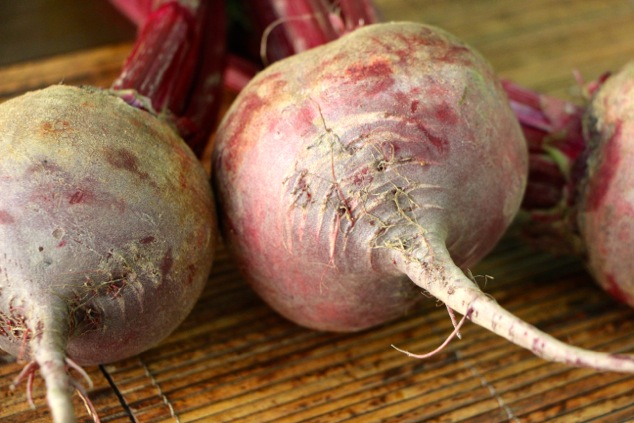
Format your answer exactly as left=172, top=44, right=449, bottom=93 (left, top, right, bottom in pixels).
left=218, top=0, right=380, bottom=94
left=502, top=79, right=589, bottom=254
left=249, top=0, right=339, bottom=64
left=396, top=240, right=634, bottom=372
left=223, top=55, right=259, bottom=92
left=111, top=0, right=226, bottom=154
left=112, top=1, right=200, bottom=112
left=180, top=0, right=227, bottom=156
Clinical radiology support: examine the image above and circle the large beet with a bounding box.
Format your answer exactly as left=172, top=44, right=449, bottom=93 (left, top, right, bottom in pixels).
left=509, top=61, right=634, bottom=308
left=0, top=0, right=225, bottom=420
left=577, top=62, right=634, bottom=304
left=0, top=85, right=216, bottom=421
left=213, top=22, right=634, bottom=372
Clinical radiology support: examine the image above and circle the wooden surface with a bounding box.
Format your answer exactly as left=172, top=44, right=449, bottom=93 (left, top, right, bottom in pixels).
left=0, top=0, right=135, bottom=66
left=2, top=1, right=634, bottom=422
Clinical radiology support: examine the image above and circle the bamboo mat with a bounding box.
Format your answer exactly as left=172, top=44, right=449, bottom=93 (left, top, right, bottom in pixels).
left=2, top=1, right=634, bottom=422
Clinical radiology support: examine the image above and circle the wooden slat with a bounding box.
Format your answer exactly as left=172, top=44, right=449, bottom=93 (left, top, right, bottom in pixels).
left=0, top=43, right=131, bottom=103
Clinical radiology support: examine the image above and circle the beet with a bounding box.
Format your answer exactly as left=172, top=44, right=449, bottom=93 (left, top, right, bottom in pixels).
left=0, top=0, right=223, bottom=421
left=580, top=63, right=634, bottom=304
left=513, top=61, right=634, bottom=307
left=0, top=85, right=216, bottom=422
left=213, top=22, right=634, bottom=372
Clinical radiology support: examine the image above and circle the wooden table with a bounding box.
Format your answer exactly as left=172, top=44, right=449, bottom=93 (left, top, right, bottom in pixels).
left=2, top=1, right=634, bottom=422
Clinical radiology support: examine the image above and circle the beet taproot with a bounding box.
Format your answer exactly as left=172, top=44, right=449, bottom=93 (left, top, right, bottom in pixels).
left=213, top=22, right=634, bottom=372
left=0, top=1, right=225, bottom=420
left=513, top=61, right=634, bottom=307
left=580, top=62, right=634, bottom=304
left=0, top=85, right=216, bottom=422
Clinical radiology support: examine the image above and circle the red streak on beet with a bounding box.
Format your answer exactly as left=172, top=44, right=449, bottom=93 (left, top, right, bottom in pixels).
left=139, top=236, right=156, bottom=244
left=105, top=148, right=141, bottom=173
left=344, top=59, right=395, bottom=96
left=0, top=211, right=14, bottom=224
left=434, top=103, right=459, bottom=126
left=104, top=147, right=153, bottom=184
left=68, top=190, right=92, bottom=205
left=411, top=118, right=450, bottom=154
left=160, top=248, right=174, bottom=280
left=376, top=30, right=473, bottom=67
left=185, top=264, right=196, bottom=285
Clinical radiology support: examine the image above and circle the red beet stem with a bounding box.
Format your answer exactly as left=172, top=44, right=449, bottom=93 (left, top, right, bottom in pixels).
left=251, top=0, right=380, bottom=64
left=107, top=0, right=379, bottom=97
left=109, top=0, right=378, bottom=97
left=223, top=55, right=260, bottom=93
left=502, top=80, right=587, bottom=158
left=219, top=0, right=379, bottom=91
left=112, top=0, right=226, bottom=155
left=112, top=1, right=202, bottom=113
left=502, top=80, right=590, bottom=253
left=250, top=0, right=339, bottom=64
left=179, top=0, right=227, bottom=156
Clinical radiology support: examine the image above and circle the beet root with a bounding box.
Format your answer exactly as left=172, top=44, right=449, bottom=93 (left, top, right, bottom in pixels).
left=509, top=62, right=634, bottom=308
left=213, top=22, right=634, bottom=372
left=0, top=85, right=216, bottom=422
left=579, top=61, right=634, bottom=305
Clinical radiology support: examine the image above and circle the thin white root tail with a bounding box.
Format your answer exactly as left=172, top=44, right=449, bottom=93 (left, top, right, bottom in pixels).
left=396, top=243, right=634, bottom=373
left=392, top=307, right=472, bottom=359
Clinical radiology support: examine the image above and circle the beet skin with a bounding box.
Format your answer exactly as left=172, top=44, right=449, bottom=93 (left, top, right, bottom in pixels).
left=579, top=61, right=634, bottom=305
left=215, top=22, right=526, bottom=331
left=0, top=85, right=216, bottom=422
left=212, top=22, right=634, bottom=372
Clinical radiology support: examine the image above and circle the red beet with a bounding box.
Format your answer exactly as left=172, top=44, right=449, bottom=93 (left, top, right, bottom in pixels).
left=0, top=1, right=222, bottom=421
left=213, top=22, right=634, bottom=372
left=512, top=61, right=634, bottom=307
left=0, top=86, right=216, bottom=418
left=581, top=63, right=634, bottom=304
